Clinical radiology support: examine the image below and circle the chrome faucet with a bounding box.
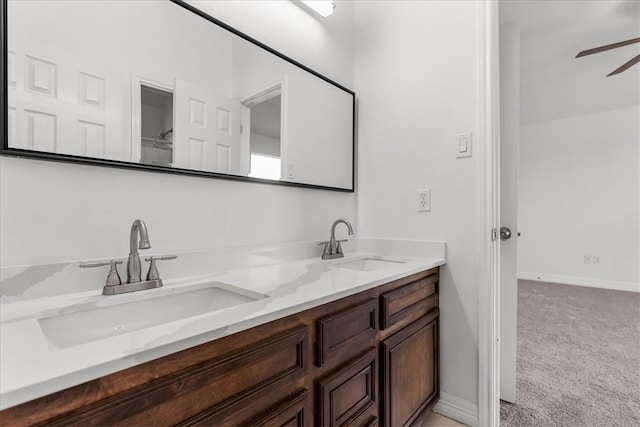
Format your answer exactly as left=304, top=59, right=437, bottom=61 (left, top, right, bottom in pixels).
left=127, top=219, right=151, bottom=283
left=80, top=219, right=177, bottom=295
left=320, top=218, right=354, bottom=260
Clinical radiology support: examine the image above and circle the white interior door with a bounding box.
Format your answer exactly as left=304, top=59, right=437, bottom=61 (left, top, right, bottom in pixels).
left=174, top=80, right=241, bottom=173
left=240, top=105, right=251, bottom=176
left=174, top=79, right=213, bottom=171
left=10, top=39, right=123, bottom=160
left=499, top=20, right=520, bottom=404
left=210, top=93, right=242, bottom=175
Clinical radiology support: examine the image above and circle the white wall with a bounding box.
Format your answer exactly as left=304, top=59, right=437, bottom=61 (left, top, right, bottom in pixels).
left=231, top=37, right=353, bottom=189
left=251, top=133, right=280, bottom=157
left=518, top=105, right=640, bottom=291
left=354, top=1, right=482, bottom=405
left=0, top=1, right=356, bottom=267
left=189, top=1, right=355, bottom=87
left=500, top=1, right=640, bottom=126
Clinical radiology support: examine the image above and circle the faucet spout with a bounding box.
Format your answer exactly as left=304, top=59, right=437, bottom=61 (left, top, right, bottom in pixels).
left=127, top=219, right=151, bottom=283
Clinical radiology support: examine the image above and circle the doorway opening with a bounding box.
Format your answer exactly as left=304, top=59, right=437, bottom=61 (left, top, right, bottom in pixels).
left=497, top=1, right=640, bottom=425
left=140, top=85, right=174, bottom=167
left=241, top=82, right=284, bottom=181
left=247, top=95, right=281, bottom=180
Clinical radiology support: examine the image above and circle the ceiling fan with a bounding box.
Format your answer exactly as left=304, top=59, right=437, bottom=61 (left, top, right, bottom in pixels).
left=576, top=37, right=640, bottom=77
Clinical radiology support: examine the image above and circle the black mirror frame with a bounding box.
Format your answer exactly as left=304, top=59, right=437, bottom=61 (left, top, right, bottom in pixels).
left=0, top=0, right=355, bottom=192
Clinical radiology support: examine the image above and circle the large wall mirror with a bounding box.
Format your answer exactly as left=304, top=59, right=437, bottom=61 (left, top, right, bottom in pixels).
left=1, top=0, right=355, bottom=191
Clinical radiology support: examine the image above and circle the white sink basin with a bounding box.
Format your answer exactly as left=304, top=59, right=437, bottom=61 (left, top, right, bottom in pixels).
left=332, top=257, right=406, bottom=272
left=37, top=282, right=266, bottom=349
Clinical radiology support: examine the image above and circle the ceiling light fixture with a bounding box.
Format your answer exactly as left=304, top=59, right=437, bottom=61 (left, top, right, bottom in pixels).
left=300, top=0, right=335, bottom=18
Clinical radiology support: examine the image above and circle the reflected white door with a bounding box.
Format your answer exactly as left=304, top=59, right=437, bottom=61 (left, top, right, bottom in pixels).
left=174, top=80, right=241, bottom=173
left=240, top=105, right=251, bottom=176
left=174, top=79, right=210, bottom=171
left=10, top=39, right=123, bottom=160
left=499, top=21, right=520, bottom=404
left=211, top=93, right=242, bottom=174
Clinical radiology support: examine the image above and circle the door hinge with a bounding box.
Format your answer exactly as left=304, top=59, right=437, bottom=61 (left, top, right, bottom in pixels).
left=491, top=228, right=498, bottom=241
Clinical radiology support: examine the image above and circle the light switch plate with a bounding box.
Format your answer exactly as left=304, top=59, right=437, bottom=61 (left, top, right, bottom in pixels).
left=456, top=132, right=472, bottom=158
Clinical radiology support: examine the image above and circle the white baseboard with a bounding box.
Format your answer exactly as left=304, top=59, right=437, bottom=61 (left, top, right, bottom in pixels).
left=434, top=391, right=478, bottom=427
left=518, top=272, right=639, bottom=293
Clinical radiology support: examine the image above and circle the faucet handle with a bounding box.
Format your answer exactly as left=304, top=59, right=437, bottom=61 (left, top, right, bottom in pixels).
left=144, top=255, right=178, bottom=281
left=145, top=255, right=178, bottom=262
left=79, top=260, right=122, bottom=287
left=317, top=241, right=331, bottom=257
left=335, top=240, right=348, bottom=255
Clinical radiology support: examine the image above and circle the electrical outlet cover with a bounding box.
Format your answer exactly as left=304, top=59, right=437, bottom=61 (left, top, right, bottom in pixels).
left=417, top=189, right=431, bottom=212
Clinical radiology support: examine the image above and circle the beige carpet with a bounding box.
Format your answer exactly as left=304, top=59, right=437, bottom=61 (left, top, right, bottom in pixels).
left=500, top=280, right=640, bottom=426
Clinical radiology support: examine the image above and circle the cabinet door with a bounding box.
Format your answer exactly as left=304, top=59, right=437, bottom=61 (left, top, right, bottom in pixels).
left=248, top=389, right=311, bottom=427
left=381, top=309, right=439, bottom=427
left=317, top=349, right=377, bottom=427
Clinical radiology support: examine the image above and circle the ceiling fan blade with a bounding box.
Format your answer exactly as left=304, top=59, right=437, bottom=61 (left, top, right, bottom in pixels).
left=607, top=54, right=640, bottom=76
left=576, top=37, right=640, bottom=58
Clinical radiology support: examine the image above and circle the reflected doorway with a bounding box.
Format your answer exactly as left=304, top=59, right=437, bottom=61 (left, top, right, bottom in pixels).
left=241, top=82, right=284, bottom=181
left=248, top=95, right=281, bottom=179
left=140, top=85, right=174, bottom=167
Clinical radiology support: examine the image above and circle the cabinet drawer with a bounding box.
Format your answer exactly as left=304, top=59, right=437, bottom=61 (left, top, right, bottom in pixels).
left=316, top=300, right=377, bottom=367
left=380, top=274, right=438, bottom=329
left=317, top=349, right=377, bottom=427
left=70, top=327, right=308, bottom=426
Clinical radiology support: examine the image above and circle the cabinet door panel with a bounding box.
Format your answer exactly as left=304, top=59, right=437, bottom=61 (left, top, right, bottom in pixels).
left=361, top=416, right=378, bottom=427
left=381, top=310, right=439, bottom=427
left=248, top=389, right=310, bottom=427
left=317, top=349, right=377, bottom=427
left=316, top=300, right=377, bottom=367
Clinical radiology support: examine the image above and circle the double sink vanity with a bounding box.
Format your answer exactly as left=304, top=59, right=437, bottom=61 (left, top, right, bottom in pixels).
left=0, top=222, right=445, bottom=426
left=1, top=0, right=446, bottom=424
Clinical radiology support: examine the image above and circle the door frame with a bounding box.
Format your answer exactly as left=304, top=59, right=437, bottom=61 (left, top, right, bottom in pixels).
left=477, top=1, right=501, bottom=426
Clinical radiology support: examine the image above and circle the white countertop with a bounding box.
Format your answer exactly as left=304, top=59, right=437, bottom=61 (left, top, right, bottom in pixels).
left=0, top=241, right=445, bottom=410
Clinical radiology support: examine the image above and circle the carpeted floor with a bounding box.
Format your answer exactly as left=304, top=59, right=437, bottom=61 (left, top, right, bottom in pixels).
left=500, top=280, right=640, bottom=426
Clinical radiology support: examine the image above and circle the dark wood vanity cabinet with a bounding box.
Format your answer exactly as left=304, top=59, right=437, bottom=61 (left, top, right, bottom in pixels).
left=378, top=273, right=440, bottom=426
left=0, top=267, right=439, bottom=427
